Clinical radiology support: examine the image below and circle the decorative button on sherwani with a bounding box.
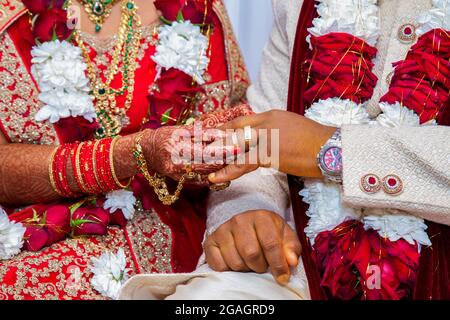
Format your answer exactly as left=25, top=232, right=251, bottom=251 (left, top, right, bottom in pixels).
left=382, top=174, right=404, bottom=195
left=360, top=174, right=382, bottom=194
left=398, top=23, right=417, bottom=43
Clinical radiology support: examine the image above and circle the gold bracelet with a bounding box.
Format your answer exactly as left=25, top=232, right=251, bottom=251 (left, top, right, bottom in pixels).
left=110, top=136, right=132, bottom=189
left=132, top=131, right=199, bottom=206
left=48, top=146, right=64, bottom=196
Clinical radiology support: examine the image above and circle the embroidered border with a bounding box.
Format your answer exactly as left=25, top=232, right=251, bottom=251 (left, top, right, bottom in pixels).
left=213, top=0, right=250, bottom=105
left=0, top=32, right=57, bottom=145
left=0, top=1, right=25, bottom=35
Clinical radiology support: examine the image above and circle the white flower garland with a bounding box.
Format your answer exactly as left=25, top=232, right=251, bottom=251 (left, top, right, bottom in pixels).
left=90, top=248, right=130, bottom=300
left=104, top=190, right=137, bottom=220
left=32, top=20, right=209, bottom=124
left=31, top=40, right=95, bottom=123
left=152, top=20, right=210, bottom=85
left=0, top=207, right=26, bottom=260
left=300, top=0, right=449, bottom=248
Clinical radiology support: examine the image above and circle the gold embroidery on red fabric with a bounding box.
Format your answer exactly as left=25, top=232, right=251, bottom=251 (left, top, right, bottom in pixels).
left=126, top=201, right=173, bottom=274
left=0, top=227, right=137, bottom=300
left=0, top=1, right=24, bottom=34
left=0, top=33, right=57, bottom=144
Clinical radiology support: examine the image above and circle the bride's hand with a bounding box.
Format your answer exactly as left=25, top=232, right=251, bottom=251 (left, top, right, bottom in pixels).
left=140, top=125, right=236, bottom=182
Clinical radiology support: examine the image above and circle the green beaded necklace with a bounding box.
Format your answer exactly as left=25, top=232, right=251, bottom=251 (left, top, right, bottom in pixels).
left=80, top=0, right=120, bottom=32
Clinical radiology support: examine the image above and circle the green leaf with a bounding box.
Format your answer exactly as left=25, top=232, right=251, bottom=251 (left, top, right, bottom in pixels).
left=69, top=199, right=86, bottom=215
left=161, top=107, right=173, bottom=124
left=176, top=10, right=185, bottom=22
left=70, top=219, right=96, bottom=228
left=159, top=15, right=173, bottom=26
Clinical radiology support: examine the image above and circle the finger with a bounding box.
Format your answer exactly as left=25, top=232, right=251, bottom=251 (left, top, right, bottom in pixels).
left=215, top=229, right=250, bottom=272
left=208, top=152, right=259, bottom=183
left=232, top=220, right=268, bottom=273
left=204, top=242, right=229, bottom=272
left=283, top=225, right=302, bottom=268
left=219, top=114, right=264, bottom=131
left=254, top=215, right=290, bottom=286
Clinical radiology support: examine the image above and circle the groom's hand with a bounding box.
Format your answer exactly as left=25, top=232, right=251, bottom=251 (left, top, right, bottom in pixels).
left=203, top=210, right=301, bottom=286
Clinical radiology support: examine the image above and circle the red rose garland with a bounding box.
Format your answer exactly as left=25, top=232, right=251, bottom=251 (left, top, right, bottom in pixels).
left=148, top=0, right=214, bottom=127
left=304, top=33, right=378, bottom=105
left=380, top=29, right=450, bottom=123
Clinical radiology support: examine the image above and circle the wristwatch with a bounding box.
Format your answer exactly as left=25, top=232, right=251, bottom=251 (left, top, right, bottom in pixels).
left=317, top=128, right=343, bottom=183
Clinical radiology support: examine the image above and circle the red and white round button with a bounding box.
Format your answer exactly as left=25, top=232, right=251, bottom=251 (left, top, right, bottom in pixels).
left=398, top=23, right=417, bottom=43
left=382, top=174, right=404, bottom=196
left=360, top=174, right=381, bottom=194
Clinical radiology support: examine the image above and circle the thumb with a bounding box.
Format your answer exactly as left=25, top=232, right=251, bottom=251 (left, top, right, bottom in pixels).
left=282, top=225, right=301, bottom=268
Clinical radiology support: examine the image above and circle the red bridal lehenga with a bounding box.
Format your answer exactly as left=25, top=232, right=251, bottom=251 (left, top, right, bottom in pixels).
left=0, top=0, right=249, bottom=299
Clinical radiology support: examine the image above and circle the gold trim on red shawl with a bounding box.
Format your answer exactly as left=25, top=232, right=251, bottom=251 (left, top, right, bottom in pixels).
left=0, top=1, right=26, bottom=35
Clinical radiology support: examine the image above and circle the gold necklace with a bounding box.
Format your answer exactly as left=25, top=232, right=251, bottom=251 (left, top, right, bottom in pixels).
left=78, top=0, right=121, bottom=33
left=72, top=0, right=142, bottom=138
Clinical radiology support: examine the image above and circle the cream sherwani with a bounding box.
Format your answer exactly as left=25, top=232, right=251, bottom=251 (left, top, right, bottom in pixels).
left=119, top=0, right=450, bottom=300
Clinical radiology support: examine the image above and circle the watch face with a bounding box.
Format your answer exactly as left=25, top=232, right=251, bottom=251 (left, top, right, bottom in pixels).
left=323, top=146, right=342, bottom=173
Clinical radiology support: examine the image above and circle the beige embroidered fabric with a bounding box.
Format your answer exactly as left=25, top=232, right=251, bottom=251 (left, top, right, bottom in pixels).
left=120, top=0, right=450, bottom=300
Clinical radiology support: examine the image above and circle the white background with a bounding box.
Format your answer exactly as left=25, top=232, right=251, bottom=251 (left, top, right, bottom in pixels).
left=224, top=0, right=274, bottom=82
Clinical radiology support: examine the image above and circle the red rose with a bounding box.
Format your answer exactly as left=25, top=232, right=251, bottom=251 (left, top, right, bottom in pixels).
left=149, top=68, right=201, bottom=126
left=44, top=205, right=71, bottom=244
left=314, top=220, right=420, bottom=300
left=412, top=29, right=450, bottom=60
left=71, top=206, right=110, bottom=236
left=305, top=33, right=378, bottom=105
left=33, top=8, right=72, bottom=42
left=155, top=0, right=213, bottom=24
left=22, top=0, right=64, bottom=14
left=23, top=226, right=50, bottom=251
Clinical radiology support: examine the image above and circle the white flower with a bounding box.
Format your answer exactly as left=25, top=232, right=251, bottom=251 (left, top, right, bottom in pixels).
left=305, top=98, right=371, bottom=127
left=363, top=211, right=432, bottom=249
left=103, top=190, right=136, bottom=220
left=376, top=102, right=421, bottom=127
left=0, top=208, right=26, bottom=260
left=300, top=180, right=362, bottom=244
left=308, top=0, right=380, bottom=46
left=152, top=21, right=210, bottom=84
left=417, top=0, right=450, bottom=35
left=31, top=40, right=95, bottom=123
left=90, top=248, right=131, bottom=300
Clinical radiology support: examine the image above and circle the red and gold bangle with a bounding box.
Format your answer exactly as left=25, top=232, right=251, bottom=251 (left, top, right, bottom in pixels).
left=79, top=141, right=103, bottom=194
left=72, top=142, right=93, bottom=194
left=95, top=138, right=117, bottom=190
left=49, top=147, right=64, bottom=196
left=51, top=144, right=79, bottom=198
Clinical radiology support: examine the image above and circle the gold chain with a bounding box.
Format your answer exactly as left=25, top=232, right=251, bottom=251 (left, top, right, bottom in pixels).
left=71, top=0, right=142, bottom=138
left=77, top=0, right=121, bottom=33
left=133, top=132, right=200, bottom=206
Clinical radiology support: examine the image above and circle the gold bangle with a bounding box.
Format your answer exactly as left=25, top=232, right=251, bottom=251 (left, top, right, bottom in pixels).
left=110, top=136, right=132, bottom=189
left=48, top=146, right=64, bottom=196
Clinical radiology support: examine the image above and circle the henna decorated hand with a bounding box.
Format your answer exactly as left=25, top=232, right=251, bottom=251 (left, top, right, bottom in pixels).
left=140, top=104, right=255, bottom=184
left=201, top=104, right=254, bottom=128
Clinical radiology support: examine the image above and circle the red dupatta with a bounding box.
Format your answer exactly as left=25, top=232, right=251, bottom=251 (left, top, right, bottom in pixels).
left=287, top=0, right=450, bottom=300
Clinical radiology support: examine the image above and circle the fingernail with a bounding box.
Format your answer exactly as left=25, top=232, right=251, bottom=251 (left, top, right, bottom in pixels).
left=286, top=251, right=299, bottom=267
left=277, top=274, right=290, bottom=286
left=208, top=173, right=215, bottom=181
